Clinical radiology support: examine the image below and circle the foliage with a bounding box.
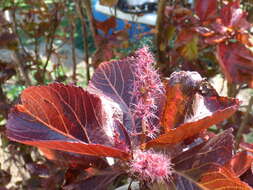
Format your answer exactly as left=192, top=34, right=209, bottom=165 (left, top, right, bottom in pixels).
left=157, top=0, right=253, bottom=83
left=5, top=47, right=253, bottom=189
left=1, top=0, right=253, bottom=189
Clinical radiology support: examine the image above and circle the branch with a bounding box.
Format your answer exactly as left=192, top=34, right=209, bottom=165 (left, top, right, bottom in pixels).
left=235, top=95, right=253, bottom=149
left=156, top=0, right=171, bottom=75
left=10, top=6, right=31, bottom=86
left=82, top=0, right=99, bottom=48
left=42, top=5, right=60, bottom=81
left=70, top=15, right=77, bottom=83
left=75, top=0, right=90, bottom=82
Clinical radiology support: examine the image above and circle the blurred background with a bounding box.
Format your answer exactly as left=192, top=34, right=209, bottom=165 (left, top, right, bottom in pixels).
left=0, top=0, right=253, bottom=189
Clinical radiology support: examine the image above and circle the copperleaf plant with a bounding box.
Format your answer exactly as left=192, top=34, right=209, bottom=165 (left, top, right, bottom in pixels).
left=6, top=47, right=253, bottom=189
left=195, top=0, right=253, bottom=86
left=161, top=0, right=253, bottom=86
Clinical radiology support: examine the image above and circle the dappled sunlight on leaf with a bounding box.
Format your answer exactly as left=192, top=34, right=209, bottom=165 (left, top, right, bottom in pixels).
left=6, top=83, right=131, bottom=159
left=143, top=71, right=239, bottom=148
left=217, top=42, right=253, bottom=87
left=195, top=0, right=217, bottom=22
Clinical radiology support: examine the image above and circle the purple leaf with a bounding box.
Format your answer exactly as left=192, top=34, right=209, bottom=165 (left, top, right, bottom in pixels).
left=89, top=47, right=165, bottom=139
left=6, top=83, right=130, bottom=159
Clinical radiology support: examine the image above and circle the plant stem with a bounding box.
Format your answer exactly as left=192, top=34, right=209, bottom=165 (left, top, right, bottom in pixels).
left=227, top=82, right=237, bottom=97
left=75, top=0, right=90, bottom=82
left=13, top=52, right=32, bottom=86
left=156, top=0, right=167, bottom=69
left=0, top=84, right=10, bottom=118
left=235, top=96, right=253, bottom=149
left=70, top=16, right=77, bottom=84
left=10, top=5, right=31, bottom=86
left=10, top=5, right=29, bottom=58
left=42, top=6, right=60, bottom=82
left=227, top=82, right=241, bottom=127
left=141, top=119, right=147, bottom=145
left=82, top=0, right=99, bottom=48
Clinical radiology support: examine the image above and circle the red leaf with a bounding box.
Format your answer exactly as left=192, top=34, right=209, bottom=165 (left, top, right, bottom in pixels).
left=174, top=129, right=234, bottom=171
left=216, top=42, right=253, bottom=87
left=240, top=142, right=253, bottom=153
left=199, top=164, right=252, bottom=190
left=89, top=47, right=164, bottom=138
left=172, top=129, right=252, bottom=189
left=143, top=71, right=239, bottom=148
left=62, top=169, right=122, bottom=190
left=95, top=16, right=116, bottom=35
left=221, top=0, right=240, bottom=26
left=92, top=30, right=129, bottom=67
left=225, top=151, right=253, bottom=177
left=211, top=19, right=229, bottom=34
left=195, top=0, right=217, bottom=22
left=39, top=148, right=109, bottom=169
left=194, top=26, right=215, bottom=37
left=204, top=35, right=227, bottom=44
left=6, top=83, right=130, bottom=160
left=173, top=7, right=193, bottom=22
left=89, top=54, right=136, bottom=134
left=175, top=29, right=196, bottom=47
left=89, top=53, right=137, bottom=130
left=237, top=33, right=253, bottom=47
left=241, top=169, right=253, bottom=188
left=174, top=163, right=252, bottom=190
left=220, top=0, right=250, bottom=29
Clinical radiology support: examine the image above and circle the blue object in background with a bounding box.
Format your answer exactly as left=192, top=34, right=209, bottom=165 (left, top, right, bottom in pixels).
left=91, top=0, right=154, bottom=38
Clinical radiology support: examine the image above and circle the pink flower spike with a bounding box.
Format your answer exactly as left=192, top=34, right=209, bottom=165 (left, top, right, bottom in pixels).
left=130, top=150, right=173, bottom=182
left=131, top=47, right=165, bottom=138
